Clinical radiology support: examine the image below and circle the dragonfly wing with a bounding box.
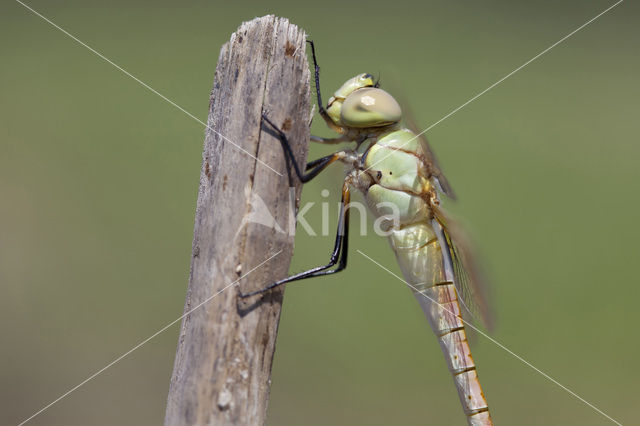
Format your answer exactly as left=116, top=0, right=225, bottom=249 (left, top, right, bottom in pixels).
left=433, top=208, right=493, bottom=331
left=390, top=221, right=491, bottom=421
left=400, top=97, right=456, bottom=200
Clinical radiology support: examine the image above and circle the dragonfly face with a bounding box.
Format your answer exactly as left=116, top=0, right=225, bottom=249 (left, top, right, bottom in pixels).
left=326, top=73, right=402, bottom=128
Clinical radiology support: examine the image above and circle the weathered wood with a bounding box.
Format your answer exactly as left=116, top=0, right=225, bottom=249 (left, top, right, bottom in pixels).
left=164, top=16, right=310, bottom=425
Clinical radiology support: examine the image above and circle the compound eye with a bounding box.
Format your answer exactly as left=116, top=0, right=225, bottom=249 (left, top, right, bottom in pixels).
left=341, top=88, right=402, bottom=128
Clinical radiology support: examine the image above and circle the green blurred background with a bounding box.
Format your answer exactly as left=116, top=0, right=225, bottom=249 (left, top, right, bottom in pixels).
left=1, top=0, right=638, bottom=425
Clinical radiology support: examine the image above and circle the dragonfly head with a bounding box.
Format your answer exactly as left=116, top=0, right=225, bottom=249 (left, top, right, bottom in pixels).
left=327, top=73, right=402, bottom=129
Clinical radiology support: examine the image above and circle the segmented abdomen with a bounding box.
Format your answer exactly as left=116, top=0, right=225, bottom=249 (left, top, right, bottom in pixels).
left=389, top=221, right=492, bottom=425
left=361, top=129, right=492, bottom=425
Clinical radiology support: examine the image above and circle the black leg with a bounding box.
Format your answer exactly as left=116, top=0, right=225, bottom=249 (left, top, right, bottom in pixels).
left=238, top=181, right=351, bottom=298
left=306, top=40, right=325, bottom=115
left=262, top=113, right=341, bottom=183
left=306, top=40, right=343, bottom=132
left=306, top=154, right=336, bottom=170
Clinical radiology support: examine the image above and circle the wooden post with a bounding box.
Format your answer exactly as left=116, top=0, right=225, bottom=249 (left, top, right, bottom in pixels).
left=164, top=16, right=310, bottom=425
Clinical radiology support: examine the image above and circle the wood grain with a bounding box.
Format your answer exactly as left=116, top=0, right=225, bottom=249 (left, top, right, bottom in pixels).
left=164, top=15, right=310, bottom=425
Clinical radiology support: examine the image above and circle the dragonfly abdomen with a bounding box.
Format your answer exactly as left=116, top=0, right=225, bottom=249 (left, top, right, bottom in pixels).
left=357, top=127, right=492, bottom=425
left=383, top=220, right=492, bottom=425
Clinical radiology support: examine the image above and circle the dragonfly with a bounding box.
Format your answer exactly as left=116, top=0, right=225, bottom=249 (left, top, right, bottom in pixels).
left=240, top=40, right=493, bottom=426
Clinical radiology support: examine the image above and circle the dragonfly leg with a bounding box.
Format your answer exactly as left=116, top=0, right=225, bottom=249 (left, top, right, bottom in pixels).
left=262, top=113, right=343, bottom=183
left=306, top=40, right=325, bottom=117
left=238, top=179, right=351, bottom=298
left=306, top=40, right=343, bottom=133
left=310, top=134, right=351, bottom=145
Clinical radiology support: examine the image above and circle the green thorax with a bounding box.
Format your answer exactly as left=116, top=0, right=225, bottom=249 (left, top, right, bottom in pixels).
left=358, top=127, right=432, bottom=195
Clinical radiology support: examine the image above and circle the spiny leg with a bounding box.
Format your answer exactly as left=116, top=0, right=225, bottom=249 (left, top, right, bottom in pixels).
left=238, top=179, right=351, bottom=298
left=306, top=40, right=343, bottom=132
left=306, top=40, right=325, bottom=115
left=262, top=113, right=343, bottom=183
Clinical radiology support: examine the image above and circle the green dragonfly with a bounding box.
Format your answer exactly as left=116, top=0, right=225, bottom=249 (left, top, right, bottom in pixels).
left=240, top=41, right=493, bottom=426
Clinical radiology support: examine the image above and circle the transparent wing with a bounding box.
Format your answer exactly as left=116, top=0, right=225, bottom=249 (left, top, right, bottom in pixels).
left=390, top=222, right=489, bottom=415
left=380, top=80, right=456, bottom=200
left=384, top=86, right=492, bottom=329
left=402, top=106, right=456, bottom=200
left=434, top=208, right=493, bottom=331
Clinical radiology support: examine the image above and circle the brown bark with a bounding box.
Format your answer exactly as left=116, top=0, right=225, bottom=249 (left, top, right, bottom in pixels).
left=165, top=15, right=309, bottom=425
